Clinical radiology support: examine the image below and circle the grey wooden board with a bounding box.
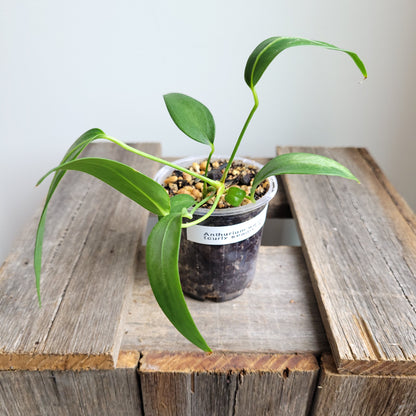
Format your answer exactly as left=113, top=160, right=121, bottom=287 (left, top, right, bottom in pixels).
left=0, top=142, right=161, bottom=370
left=278, top=147, right=416, bottom=375
left=0, top=368, right=142, bottom=416
left=311, top=354, right=416, bottom=416
left=121, top=245, right=329, bottom=354
left=139, top=351, right=319, bottom=416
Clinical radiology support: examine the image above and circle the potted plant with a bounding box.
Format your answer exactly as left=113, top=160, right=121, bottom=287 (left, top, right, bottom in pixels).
left=35, top=36, right=366, bottom=352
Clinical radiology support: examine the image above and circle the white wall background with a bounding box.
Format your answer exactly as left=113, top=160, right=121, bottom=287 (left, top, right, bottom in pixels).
left=1, top=0, right=415, bottom=262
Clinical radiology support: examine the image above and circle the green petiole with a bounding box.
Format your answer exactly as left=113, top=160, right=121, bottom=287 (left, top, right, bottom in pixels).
left=181, top=185, right=225, bottom=229
left=220, top=87, right=259, bottom=183
left=104, top=135, right=220, bottom=189
left=202, top=146, right=215, bottom=198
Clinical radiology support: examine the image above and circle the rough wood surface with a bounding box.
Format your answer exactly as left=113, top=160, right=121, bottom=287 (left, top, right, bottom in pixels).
left=278, top=146, right=416, bottom=375
left=311, top=354, right=416, bottom=416
left=0, top=368, right=142, bottom=416
left=121, top=246, right=329, bottom=354
left=0, top=142, right=161, bottom=370
left=139, top=351, right=319, bottom=416
left=357, top=148, right=416, bottom=234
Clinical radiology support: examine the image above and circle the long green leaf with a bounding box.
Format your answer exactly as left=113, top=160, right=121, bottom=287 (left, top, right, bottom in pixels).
left=34, top=128, right=109, bottom=305
left=39, top=157, right=171, bottom=217
left=146, top=207, right=211, bottom=352
left=244, top=36, right=367, bottom=88
left=251, top=152, right=359, bottom=195
left=164, top=93, right=215, bottom=148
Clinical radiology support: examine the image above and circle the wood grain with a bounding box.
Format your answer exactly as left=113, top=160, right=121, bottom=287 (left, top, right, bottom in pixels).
left=278, top=146, right=416, bottom=375
left=0, top=368, right=142, bottom=416
left=357, top=148, right=416, bottom=233
left=311, top=354, right=416, bottom=416
left=121, top=245, right=329, bottom=354
left=0, top=142, right=161, bottom=370
left=139, top=351, right=319, bottom=416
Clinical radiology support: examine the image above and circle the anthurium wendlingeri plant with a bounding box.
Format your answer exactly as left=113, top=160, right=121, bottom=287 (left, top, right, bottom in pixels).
left=35, top=36, right=366, bottom=351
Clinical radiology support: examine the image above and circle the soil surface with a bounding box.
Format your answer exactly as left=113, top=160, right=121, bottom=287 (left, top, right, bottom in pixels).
left=163, top=159, right=269, bottom=209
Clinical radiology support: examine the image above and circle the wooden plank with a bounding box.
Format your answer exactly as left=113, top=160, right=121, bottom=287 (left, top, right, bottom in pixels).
left=121, top=246, right=329, bottom=354
left=0, top=368, right=142, bottom=416
left=139, top=351, right=319, bottom=416
left=357, top=148, right=416, bottom=233
left=311, top=354, right=416, bottom=416
left=0, top=142, right=161, bottom=370
left=278, top=146, right=416, bottom=375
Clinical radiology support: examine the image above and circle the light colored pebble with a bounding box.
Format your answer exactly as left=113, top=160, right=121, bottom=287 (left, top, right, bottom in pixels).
left=183, top=172, right=192, bottom=182
left=169, top=183, right=178, bottom=193
left=164, top=175, right=178, bottom=185
left=218, top=200, right=226, bottom=209
left=191, top=189, right=202, bottom=200
left=177, top=186, right=194, bottom=195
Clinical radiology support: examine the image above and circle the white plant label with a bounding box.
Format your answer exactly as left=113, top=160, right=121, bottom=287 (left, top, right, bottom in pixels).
left=186, top=207, right=268, bottom=245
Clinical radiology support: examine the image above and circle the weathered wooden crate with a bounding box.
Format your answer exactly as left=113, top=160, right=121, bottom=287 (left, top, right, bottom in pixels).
left=1, top=143, right=415, bottom=415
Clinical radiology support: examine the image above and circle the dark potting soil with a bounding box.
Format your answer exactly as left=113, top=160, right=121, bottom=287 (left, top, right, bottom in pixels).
left=178, top=204, right=265, bottom=301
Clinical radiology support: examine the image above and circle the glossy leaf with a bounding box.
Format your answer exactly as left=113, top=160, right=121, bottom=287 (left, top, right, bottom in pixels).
left=225, top=186, right=247, bottom=207
left=245, top=36, right=367, bottom=88
left=164, top=93, right=215, bottom=148
left=34, top=128, right=109, bottom=304
left=38, top=157, right=171, bottom=216
left=146, top=210, right=211, bottom=352
left=252, top=152, right=359, bottom=195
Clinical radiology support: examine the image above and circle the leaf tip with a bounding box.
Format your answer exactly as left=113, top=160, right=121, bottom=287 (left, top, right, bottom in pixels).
left=37, top=288, right=42, bottom=307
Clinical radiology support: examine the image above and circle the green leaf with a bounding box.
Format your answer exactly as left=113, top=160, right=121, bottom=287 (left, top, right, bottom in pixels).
left=244, top=36, right=367, bottom=88
left=225, top=186, right=247, bottom=207
left=252, top=152, right=359, bottom=195
left=146, top=212, right=211, bottom=352
left=163, top=93, right=215, bottom=148
left=170, top=194, right=196, bottom=214
left=39, top=157, right=171, bottom=217
left=34, top=128, right=109, bottom=305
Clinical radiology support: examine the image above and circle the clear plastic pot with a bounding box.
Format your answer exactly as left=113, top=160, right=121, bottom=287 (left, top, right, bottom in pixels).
left=154, top=156, right=278, bottom=302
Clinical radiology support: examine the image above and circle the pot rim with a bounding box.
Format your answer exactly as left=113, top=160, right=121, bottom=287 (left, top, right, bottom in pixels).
left=154, top=155, right=278, bottom=217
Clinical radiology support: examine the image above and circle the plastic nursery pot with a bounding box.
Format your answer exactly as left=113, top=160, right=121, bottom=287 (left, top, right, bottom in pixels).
left=154, top=156, right=278, bottom=302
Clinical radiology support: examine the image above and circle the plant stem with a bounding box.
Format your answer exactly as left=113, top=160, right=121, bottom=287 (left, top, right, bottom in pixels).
left=220, top=87, right=259, bottom=183
left=202, top=147, right=215, bottom=198
left=181, top=186, right=224, bottom=228
left=104, top=135, right=220, bottom=189
left=189, top=191, right=215, bottom=216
